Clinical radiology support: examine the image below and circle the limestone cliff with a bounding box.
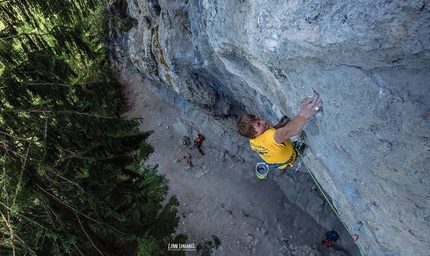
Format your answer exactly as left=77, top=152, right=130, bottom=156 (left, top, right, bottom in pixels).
left=109, top=0, right=430, bottom=255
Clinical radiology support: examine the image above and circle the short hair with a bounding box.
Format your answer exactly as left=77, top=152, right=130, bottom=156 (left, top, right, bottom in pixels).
left=236, top=114, right=259, bottom=139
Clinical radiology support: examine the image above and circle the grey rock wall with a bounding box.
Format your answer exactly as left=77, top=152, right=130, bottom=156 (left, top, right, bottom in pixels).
left=111, top=0, right=430, bottom=255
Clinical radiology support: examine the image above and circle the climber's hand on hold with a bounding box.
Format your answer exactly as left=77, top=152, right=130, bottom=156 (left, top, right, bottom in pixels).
left=298, top=93, right=322, bottom=119
left=274, top=93, right=322, bottom=143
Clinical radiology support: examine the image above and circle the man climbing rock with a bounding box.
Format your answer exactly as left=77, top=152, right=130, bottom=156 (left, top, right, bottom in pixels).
left=236, top=93, right=322, bottom=169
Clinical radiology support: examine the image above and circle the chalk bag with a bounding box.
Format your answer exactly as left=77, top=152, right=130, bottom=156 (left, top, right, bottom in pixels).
left=255, top=162, right=270, bottom=179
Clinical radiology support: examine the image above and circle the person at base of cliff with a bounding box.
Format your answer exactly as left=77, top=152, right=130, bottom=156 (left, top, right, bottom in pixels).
left=321, top=229, right=340, bottom=247
left=236, top=93, right=322, bottom=169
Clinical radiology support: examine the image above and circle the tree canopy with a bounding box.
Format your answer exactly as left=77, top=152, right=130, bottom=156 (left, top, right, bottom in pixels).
left=0, top=0, right=183, bottom=255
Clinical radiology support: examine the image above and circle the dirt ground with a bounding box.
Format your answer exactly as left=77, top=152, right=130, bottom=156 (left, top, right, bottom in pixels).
left=121, top=68, right=349, bottom=256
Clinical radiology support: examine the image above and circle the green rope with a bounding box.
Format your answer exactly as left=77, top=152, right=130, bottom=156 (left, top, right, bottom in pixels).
left=294, top=148, right=367, bottom=256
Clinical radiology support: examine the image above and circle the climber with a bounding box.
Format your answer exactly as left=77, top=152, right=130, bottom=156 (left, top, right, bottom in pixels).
left=321, top=229, right=340, bottom=247
left=236, top=93, right=322, bottom=169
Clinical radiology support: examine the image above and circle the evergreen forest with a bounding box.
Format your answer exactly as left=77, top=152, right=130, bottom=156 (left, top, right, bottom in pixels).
left=0, top=0, right=183, bottom=255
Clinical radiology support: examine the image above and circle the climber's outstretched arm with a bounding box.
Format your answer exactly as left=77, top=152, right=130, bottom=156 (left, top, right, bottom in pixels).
left=273, top=94, right=322, bottom=144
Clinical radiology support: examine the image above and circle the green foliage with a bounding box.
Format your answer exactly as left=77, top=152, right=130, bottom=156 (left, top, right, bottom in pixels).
left=138, top=237, right=165, bottom=256
left=0, top=0, right=181, bottom=255
left=138, top=231, right=188, bottom=256
left=196, top=235, right=222, bottom=256
left=138, top=138, right=155, bottom=162
left=149, top=196, right=180, bottom=239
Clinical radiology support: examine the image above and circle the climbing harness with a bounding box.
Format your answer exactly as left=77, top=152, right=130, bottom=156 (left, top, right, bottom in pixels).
left=264, top=149, right=296, bottom=169
left=292, top=144, right=366, bottom=255
left=256, top=140, right=297, bottom=177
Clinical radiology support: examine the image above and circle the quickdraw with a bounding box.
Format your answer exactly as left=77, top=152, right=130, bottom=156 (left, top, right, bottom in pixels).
left=353, top=221, right=363, bottom=241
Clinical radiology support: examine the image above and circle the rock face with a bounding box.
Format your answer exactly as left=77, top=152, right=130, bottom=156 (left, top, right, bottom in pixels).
left=110, top=1, right=430, bottom=255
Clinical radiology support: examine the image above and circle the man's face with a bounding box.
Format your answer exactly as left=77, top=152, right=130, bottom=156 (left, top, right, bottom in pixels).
left=253, top=118, right=269, bottom=136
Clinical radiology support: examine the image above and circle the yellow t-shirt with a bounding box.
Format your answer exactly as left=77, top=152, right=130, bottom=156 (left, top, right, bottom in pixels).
left=249, top=127, right=295, bottom=169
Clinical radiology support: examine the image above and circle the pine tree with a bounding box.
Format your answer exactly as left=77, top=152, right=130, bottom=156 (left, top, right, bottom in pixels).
left=0, top=1, right=183, bottom=255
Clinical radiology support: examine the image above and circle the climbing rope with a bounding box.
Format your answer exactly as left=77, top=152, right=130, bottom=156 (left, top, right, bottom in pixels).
left=293, top=144, right=367, bottom=256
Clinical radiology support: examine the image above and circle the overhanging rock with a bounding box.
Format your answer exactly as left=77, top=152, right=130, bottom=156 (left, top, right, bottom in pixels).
left=112, top=1, right=430, bottom=255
